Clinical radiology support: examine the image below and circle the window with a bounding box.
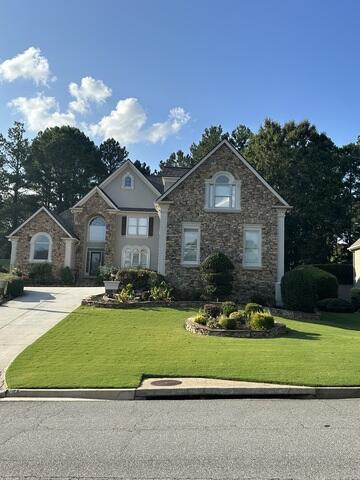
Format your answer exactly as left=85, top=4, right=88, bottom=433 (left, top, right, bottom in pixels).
left=89, top=217, right=106, bottom=242
left=127, top=217, right=148, bottom=236
left=30, top=233, right=52, bottom=262
left=205, top=172, right=240, bottom=211
left=243, top=226, right=262, bottom=267
left=182, top=223, right=200, bottom=266
left=122, top=246, right=150, bottom=268
left=122, top=173, right=134, bottom=189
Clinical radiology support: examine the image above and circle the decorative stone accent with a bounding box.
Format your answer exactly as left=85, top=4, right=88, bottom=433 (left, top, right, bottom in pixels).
left=163, top=143, right=285, bottom=303
left=185, top=318, right=287, bottom=338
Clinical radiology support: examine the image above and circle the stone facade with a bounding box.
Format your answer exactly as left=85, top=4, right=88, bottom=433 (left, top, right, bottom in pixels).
left=11, top=210, right=69, bottom=275
left=163, top=144, right=284, bottom=303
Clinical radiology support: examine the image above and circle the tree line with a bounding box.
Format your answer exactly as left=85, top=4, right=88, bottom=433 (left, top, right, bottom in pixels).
left=0, top=120, right=359, bottom=268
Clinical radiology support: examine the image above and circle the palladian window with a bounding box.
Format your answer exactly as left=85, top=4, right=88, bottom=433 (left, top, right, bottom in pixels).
left=89, top=217, right=106, bottom=242
left=122, top=245, right=150, bottom=268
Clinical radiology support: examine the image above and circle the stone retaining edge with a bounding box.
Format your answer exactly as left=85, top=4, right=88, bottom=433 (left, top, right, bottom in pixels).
left=6, top=388, right=135, bottom=400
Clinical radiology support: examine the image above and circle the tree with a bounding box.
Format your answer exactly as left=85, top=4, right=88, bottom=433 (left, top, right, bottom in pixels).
left=229, top=124, right=253, bottom=152
left=27, top=126, right=103, bottom=212
left=190, top=125, right=226, bottom=163
left=99, top=138, right=129, bottom=176
left=133, top=160, right=151, bottom=175
left=159, top=150, right=193, bottom=169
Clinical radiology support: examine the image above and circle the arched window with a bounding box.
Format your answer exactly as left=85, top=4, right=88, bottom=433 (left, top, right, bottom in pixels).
left=122, top=173, right=134, bottom=189
left=30, top=233, right=52, bottom=262
left=205, top=172, right=240, bottom=210
left=89, top=216, right=106, bottom=242
left=122, top=245, right=150, bottom=268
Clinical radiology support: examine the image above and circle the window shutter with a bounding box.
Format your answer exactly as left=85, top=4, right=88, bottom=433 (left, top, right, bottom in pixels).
left=148, top=217, right=154, bottom=236
left=121, top=216, right=127, bottom=235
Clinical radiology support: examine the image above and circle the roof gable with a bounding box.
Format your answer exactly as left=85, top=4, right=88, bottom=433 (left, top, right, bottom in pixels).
left=349, top=238, right=360, bottom=252
left=73, top=186, right=118, bottom=209
left=157, top=139, right=290, bottom=208
left=7, top=206, right=76, bottom=238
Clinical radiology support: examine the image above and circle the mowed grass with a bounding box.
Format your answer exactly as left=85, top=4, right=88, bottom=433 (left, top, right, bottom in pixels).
left=6, top=306, right=360, bottom=388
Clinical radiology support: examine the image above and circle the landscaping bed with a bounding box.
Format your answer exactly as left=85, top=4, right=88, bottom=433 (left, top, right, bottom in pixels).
left=185, top=317, right=287, bottom=337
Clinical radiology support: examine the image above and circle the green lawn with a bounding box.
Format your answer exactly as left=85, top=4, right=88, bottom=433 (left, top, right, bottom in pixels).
left=6, top=306, right=360, bottom=388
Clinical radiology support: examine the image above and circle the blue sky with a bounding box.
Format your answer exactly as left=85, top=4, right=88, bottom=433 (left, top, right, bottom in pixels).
left=1, top=0, right=360, bottom=169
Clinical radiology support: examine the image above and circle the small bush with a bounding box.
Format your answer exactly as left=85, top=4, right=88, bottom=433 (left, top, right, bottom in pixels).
left=200, top=252, right=234, bottom=300
left=28, top=263, right=54, bottom=285
left=350, top=288, right=360, bottom=311
left=116, top=283, right=135, bottom=303
left=192, top=314, right=208, bottom=325
left=317, top=297, right=354, bottom=313
left=218, top=314, right=237, bottom=330
left=175, top=287, right=202, bottom=301
left=221, top=301, right=238, bottom=317
left=59, top=267, right=74, bottom=285
left=244, top=303, right=264, bottom=317
left=206, top=318, right=221, bottom=329
left=249, top=312, right=275, bottom=331
left=281, top=268, right=317, bottom=312
left=150, top=281, right=173, bottom=301
left=7, top=278, right=24, bottom=298
left=295, top=266, right=338, bottom=300
left=229, top=310, right=246, bottom=324
left=98, top=266, right=117, bottom=282
left=116, top=268, right=164, bottom=290
left=249, top=293, right=273, bottom=307
left=202, top=304, right=221, bottom=318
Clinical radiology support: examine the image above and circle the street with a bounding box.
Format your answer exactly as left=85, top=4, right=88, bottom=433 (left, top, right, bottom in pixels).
left=0, top=398, right=360, bottom=479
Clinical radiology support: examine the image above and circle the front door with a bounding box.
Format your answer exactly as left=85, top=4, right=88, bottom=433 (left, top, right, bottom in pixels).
left=89, top=251, right=103, bottom=276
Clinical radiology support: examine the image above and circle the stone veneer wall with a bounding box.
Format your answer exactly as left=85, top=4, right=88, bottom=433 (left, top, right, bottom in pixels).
left=13, top=210, right=67, bottom=275
left=71, top=192, right=117, bottom=277
left=163, top=144, right=284, bottom=303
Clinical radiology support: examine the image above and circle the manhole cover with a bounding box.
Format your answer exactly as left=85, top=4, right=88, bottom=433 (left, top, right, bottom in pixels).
left=151, top=379, right=182, bottom=386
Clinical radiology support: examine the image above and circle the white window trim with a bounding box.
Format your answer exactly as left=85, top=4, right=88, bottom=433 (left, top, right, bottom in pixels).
left=126, top=216, right=149, bottom=238
left=29, top=232, right=52, bottom=263
left=121, top=245, right=150, bottom=269
left=121, top=172, right=134, bottom=190
left=181, top=222, right=201, bottom=267
left=204, top=171, right=241, bottom=212
left=88, top=216, right=106, bottom=243
left=243, top=225, right=262, bottom=269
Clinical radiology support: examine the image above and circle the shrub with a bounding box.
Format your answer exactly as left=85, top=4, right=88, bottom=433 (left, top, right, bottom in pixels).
left=249, top=312, right=275, bottom=331
left=313, top=264, right=353, bottom=285
left=295, top=265, right=338, bottom=300
left=7, top=278, right=24, bottom=298
left=59, top=267, right=74, bottom=285
left=229, top=310, right=246, bottom=324
left=98, top=266, right=117, bottom=282
left=206, top=318, right=221, bottom=329
left=350, top=288, right=360, bottom=311
left=317, top=297, right=354, bottom=313
left=249, top=293, right=273, bottom=307
left=244, top=303, right=264, bottom=317
left=221, top=301, right=238, bottom=317
left=281, top=268, right=317, bottom=312
left=116, top=283, right=135, bottom=303
left=150, top=281, right=173, bottom=301
left=218, top=314, right=237, bottom=330
left=202, top=303, right=221, bottom=318
left=174, top=287, right=202, bottom=301
left=116, top=268, right=164, bottom=290
left=200, top=252, right=234, bottom=300
left=28, top=263, right=54, bottom=285
left=192, top=314, right=208, bottom=325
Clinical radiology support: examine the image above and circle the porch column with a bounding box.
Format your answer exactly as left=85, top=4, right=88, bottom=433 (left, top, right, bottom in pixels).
left=156, top=202, right=170, bottom=275
left=63, top=238, right=77, bottom=268
left=275, top=209, right=286, bottom=306
left=9, top=237, right=19, bottom=268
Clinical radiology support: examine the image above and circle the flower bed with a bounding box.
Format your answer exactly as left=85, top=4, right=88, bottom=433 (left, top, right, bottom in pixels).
left=185, top=318, right=287, bottom=338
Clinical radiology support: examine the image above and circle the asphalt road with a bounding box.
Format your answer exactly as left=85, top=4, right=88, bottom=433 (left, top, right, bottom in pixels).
left=0, top=398, right=360, bottom=479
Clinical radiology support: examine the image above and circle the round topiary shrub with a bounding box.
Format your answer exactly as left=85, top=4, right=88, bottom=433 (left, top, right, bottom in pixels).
left=200, top=252, right=234, bottom=300
left=281, top=268, right=317, bottom=312
left=317, top=298, right=354, bottom=313
left=350, top=288, right=360, bottom=311
left=192, top=314, right=208, bottom=325
left=249, top=312, right=275, bottom=331
left=244, top=303, right=264, bottom=318
left=221, top=301, right=238, bottom=317
left=218, top=314, right=237, bottom=330
left=229, top=310, right=246, bottom=324
left=295, top=266, right=338, bottom=300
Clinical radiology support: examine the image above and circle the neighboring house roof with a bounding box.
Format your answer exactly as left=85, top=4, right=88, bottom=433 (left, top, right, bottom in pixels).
left=145, top=175, right=164, bottom=194
left=349, top=238, right=360, bottom=252
left=157, top=139, right=291, bottom=208
left=160, top=166, right=191, bottom=177
left=7, top=206, right=77, bottom=239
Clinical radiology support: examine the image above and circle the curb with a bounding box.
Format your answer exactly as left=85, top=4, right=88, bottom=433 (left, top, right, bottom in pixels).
left=315, top=387, right=360, bottom=399
left=6, top=388, right=135, bottom=400
left=0, top=390, right=6, bottom=399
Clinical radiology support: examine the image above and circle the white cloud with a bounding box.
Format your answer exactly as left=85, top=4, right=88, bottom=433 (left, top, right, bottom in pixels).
left=0, top=47, right=53, bottom=85
left=9, top=94, right=75, bottom=131
left=90, top=98, right=190, bottom=144
left=69, top=76, right=112, bottom=114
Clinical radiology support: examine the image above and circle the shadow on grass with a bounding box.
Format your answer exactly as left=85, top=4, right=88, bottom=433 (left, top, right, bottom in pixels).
left=286, top=328, right=321, bottom=340
left=295, top=312, right=360, bottom=332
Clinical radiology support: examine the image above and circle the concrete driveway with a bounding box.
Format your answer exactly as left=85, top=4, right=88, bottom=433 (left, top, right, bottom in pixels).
left=0, top=286, right=102, bottom=388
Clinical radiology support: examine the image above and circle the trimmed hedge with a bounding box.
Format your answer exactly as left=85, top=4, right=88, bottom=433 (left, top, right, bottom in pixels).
left=115, top=269, right=165, bottom=290
left=312, top=264, right=353, bottom=285
left=350, top=288, right=360, bottom=311
left=281, top=268, right=317, bottom=312
left=0, top=273, right=24, bottom=299
left=29, top=263, right=54, bottom=285
left=200, top=252, right=234, bottom=300
left=317, top=298, right=354, bottom=313
left=295, top=266, right=338, bottom=300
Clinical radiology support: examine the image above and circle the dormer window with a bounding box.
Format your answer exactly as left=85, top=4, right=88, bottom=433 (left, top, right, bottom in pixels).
left=122, top=173, right=134, bottom=189
left=205, top=172, right=240, bottom=211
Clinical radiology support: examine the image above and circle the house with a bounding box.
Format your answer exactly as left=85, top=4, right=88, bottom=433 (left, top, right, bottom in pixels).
left=7, top=140, right=291, bottom=304
left=349, top=239, right=360, bottom=287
